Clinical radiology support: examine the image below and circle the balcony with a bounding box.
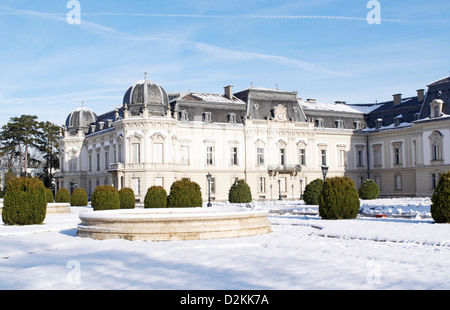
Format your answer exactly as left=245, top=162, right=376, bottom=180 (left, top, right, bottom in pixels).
left=267, top=164, right=302, bottom=176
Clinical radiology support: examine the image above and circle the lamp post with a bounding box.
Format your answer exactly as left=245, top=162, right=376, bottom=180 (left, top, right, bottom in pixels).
left=321, top=165, right=329, bottom=183
left=206, top=173, right=212, bottom=208
left=278, top=179, right=282, bottom=201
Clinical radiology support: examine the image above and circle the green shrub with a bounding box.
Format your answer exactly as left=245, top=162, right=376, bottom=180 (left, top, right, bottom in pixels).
left=44, top=187, right=54, bottom=204
left=2, top=177, right=47, bottom=225
left=431, top=171, right=450, bottom=223
left=167, top=179, right=202, bottom=208
left=228, top=179, right=252, bottom=203
left=319, top=176, right=360, bottom=220
left=71, top=188, right=88, bottom=206
left=144, top=186, right=167, bottom=208
left=358, top=179, right=380, bottom=200
left=119, top=187, right=136, bottom=209
left=303, top=178, right=324, bottom=205
left=91, top=185, right=120, bottom=211
left=55, top=188, right=71, bottom=203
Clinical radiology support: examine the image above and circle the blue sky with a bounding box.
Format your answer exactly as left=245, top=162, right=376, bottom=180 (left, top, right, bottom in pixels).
left=0, top=0, right=449, bottom=126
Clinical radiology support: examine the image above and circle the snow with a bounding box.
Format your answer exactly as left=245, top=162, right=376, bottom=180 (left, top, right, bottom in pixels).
left=0, top=198, right=449, bottom=290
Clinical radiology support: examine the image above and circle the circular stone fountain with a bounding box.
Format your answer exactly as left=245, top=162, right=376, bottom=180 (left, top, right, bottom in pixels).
left=77, top=208, right=272, bottom=242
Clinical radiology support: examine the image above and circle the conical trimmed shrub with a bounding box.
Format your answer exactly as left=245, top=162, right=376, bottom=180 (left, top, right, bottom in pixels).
left=319, top=176, right=360, bottom=220
left=431, top=172, right=450, bottom=223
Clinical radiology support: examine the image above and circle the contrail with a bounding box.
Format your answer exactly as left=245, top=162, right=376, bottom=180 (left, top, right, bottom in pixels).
left=0, top=8, right=409, bottom=23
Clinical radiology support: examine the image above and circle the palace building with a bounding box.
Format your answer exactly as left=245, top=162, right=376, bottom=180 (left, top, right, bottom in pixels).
left=55, top=75, right=450, bottom=201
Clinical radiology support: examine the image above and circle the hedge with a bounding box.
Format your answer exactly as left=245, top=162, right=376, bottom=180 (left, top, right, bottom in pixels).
left=228, top=179, right=252, bottom=203
left=303, top=178, right=324, bottom=205
left=319, top=176, right=360, bottom=220
left=358, top=179, right=380, bottom=200
left=55, top=188, right=71, bottom=203
left=2, top=177, right=47, bottom=225
left=119, top=187, right=136, bottom=209
left=144, top=186, right=167, bottom=208
left=71, top=188, right=88, bottom=206
left=167, top=179, right=202, bottom=208
left=91, top=185, right=120, bottom=211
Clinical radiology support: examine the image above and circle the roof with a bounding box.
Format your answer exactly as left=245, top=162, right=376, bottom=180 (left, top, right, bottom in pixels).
left=180, top=92, right=245, bottom=104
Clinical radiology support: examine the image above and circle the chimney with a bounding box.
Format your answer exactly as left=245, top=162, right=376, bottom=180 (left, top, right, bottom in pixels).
left=224, top=85, right=233, bottom=100
left=393, top=94, right=402, bottom=106
left=417, top=89, right=425, bottom=102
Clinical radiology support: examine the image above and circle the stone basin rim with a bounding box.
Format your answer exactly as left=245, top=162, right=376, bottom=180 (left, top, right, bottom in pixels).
left=79, top=208, right=269, bottom=222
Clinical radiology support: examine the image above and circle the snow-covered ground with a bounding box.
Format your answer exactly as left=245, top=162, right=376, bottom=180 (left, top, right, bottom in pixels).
left=0, top=198, right=449, bottom=290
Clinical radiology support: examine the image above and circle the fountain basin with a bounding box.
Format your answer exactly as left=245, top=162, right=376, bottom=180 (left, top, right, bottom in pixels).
left=77, top=208, right=272, bottom=241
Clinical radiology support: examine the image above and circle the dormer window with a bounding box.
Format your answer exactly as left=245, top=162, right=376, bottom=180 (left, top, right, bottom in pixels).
left=376, top=118, right=383, bottom=129
left=179, top=110, right=189, bottom=122
left=394, top=115, right=403, bottom=127
left=203, top=112, right=212, bottom=123
left=354, top=121, right=362, bottom=130
left=228, top=113, right=237, bottom=124
left=335, top=120, right=344, bottom=129
left=430, top=99, right=444, bottom=118
left=315, top=118, right=324, bottom=128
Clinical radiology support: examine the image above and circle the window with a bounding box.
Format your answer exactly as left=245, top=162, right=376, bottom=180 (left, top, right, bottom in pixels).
left=132, top=177, right=140, bottom=195
left=155, top=177, right=163, bottom=187
left=339, top=149, right=346, bottom=167
left=257, top=148, right=265, bottom=165
left=335, top=120, right=344, bottom=129
left=206, top=146, right=214, bottom=165
left=180, top=110, right=189, bottom=122
left=394, top=148, right=401, bottom=164
left=231, top=147, right=238, bottom=165
left=88, top=154, right=92, bottom=171
left=258, top=177, right=266, bottom=193
left=321, top=149, right=327, bottom=166
left=354, top=121, right=362, bottom=130
left=180, top=146, right=190, bottom=165
left=96, top=153, right=100, bottom=170
left=299, top=149, right=306, bottom=166
left=280, top=148, right=286, bottom=166
left=203, top=112, right=212, bottom=123
left=105, top=150, right=109, bottom=169
left=153, top=143, right=163, bottom=164
left=70, top=157, right=77, bottom=172
left=210, top=177, right=216, bottom=194
left=118, top=144, right=123, bottom=163
left=132, top=143, right=140, bottom=163
left=430, top=99, right=443, bottom=118
left=315, top=118, right=324, bottom=128
left=430, top=131, right=443, bottom=161
left=373, top=144, right=382, bottom=167
left=392, top=142, right=402, bottom=165
left=357, top=150, right=364, bottom=166
left=279, top=177, right=286, bottom=192
left=228, top=113, right=236, bottom=124
left=395, top=175, right=402, bottom=190
left=431, top=173, right=441, bottom=189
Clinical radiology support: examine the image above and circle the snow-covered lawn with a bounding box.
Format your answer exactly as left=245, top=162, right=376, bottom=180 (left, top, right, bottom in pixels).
left=0, top=198, right=448, bottom=290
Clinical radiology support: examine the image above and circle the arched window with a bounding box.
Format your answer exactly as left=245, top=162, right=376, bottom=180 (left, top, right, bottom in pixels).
left=429, top=131, right=443, bottom=161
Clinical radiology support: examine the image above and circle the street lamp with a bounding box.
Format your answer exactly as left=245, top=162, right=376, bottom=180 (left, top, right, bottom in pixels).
left=321, top=165, right=329, bottom=183
left=278, top=179, right=282, bottom=201
left=206, top=173, right=212, bottom=208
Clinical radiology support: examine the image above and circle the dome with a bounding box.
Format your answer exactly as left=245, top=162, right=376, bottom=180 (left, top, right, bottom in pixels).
left=123, top=75, right=169, bottom=107
left=65, top=106, right=97, bottom=129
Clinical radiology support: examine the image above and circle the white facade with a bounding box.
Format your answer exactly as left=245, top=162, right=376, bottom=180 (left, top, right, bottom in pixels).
left=56, top=76, right=450, bottom=201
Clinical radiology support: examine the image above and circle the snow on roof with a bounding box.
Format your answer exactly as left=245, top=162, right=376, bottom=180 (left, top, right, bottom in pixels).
left=182, top=92, right=245, bottom=104
left=299, top=99, right=366, bottom=114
